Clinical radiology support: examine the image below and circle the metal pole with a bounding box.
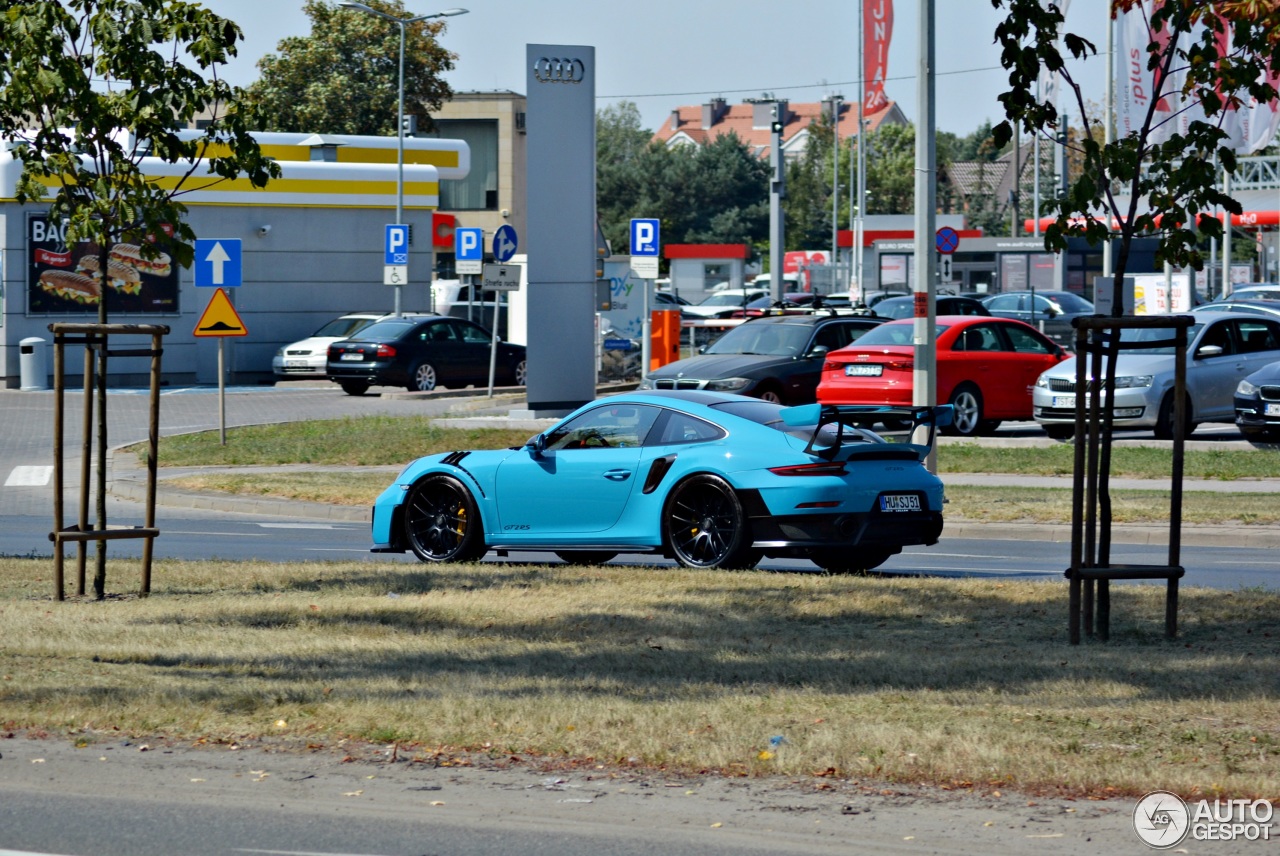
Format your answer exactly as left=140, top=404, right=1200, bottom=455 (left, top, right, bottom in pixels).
left=218, top=338, right=226, bottom=445
left=1033, top=79, right=1041, bottom=239
left=856, top=0, right=867, bottom=299
left=487, top=290, right=501, bottom=397
left=1223, top=168, right=1233, bottom=296
left=641, top=277, right=652, bottom=378
left=913, top=0, right=938, bottom=469
left=769, top=106, right=785, bottom=303
left=832, top=95, right=841, bottom=293
left=1103, top=9, right=1114, bottom=277
left=395, top=19, right=406, bottom=318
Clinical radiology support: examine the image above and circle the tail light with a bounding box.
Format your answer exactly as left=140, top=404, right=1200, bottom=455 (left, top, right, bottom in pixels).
left=375, top=344, right=396, bottom=358
left=768, top=462, right=847, bottom=476
left=885, top=359, right=914, bottom=372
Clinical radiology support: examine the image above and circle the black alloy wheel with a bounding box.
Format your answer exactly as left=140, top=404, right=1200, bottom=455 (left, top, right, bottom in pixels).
left=403, top=475, right=487, bottom=563
left=663, top=475, right=760, bottom=570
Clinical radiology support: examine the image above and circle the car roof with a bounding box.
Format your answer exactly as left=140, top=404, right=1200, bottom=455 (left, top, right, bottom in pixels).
left=742, top=312, right=881, bottom=327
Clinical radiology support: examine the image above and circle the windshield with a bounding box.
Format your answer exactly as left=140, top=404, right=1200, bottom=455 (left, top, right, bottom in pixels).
left=846, top=322, right=953, bottom=347
left=1044, top=292, right=1094, bottom=313
left=1117, top=323, right=1203, bottom=355
left=313, top=317, right=375, bottom=338
left=698, top=292, right=761, bottom=307
left=873, top=298, right=914, bottom=319
left=349, top=319, right=415, bottom=340
left=704, top=322, right=812, bottom=356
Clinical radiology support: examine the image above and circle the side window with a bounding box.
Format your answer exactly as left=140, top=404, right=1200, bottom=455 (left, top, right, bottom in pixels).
left=543, top=404, right=660, bottom=451
left=955, top=324, right=1003, bottom=352
left=422, top=321, right=456, bottom=343
left=1199, top=321, right=1234, bottom=355
left=1236, top=320, right=1280, bottom=354
left=813, top=322, right=851, bottom=352
left=651, top=410, right=727, bottom=446
left=985, top=294, right=1016, bottom=312
left=457, top=322, right=491, bottom=344
left=1003, top=324, right=1052, bottom=354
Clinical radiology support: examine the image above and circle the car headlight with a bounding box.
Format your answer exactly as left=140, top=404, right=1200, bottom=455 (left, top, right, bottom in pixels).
left=1114, top=375, right=1153, bottom=389
left=275, top=347, right=284, bottom=357
left=1035, top=375, right=1051, bottom=389
left=1238, top=378, right=1260, bottom=397
left=706, top=377, right=752, bottom=392
left=638, top=377, right=655, bottom=390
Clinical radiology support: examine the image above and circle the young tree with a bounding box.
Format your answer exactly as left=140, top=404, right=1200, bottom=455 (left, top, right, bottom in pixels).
left=0, top=0, right=278, bottom=599
left=247, top=0, right=457, bottom=135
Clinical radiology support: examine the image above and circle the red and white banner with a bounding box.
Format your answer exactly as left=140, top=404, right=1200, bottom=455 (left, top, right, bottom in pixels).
left=1115, top=1, right=1280, bottom=153
left=863, top=0, right=893, bottom=116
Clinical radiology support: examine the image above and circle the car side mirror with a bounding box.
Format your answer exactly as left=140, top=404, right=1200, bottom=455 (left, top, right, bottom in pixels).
left=698, top=345, right=708, bottom=354
left=807, top=344, right=830, bottom=358
left=1196, top=344, right=1225, bottom=359
left=525, top=433, right=547, bottom=458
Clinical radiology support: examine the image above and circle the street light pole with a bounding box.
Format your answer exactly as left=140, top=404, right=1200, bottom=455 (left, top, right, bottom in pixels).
left=339, top=3, right=469, bottom=316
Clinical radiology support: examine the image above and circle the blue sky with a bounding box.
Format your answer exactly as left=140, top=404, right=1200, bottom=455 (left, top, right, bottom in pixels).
left=210, top=1, right=1111, bottom=137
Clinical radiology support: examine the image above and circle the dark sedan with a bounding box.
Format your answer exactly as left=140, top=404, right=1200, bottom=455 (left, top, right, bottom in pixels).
left=1235, top=359, right=1280, bottom=446
left=981, top=290, right=1095, bottom=348
left=326, top=316, right=527, bottom=396
left=638, top=314, right=883, bottom=404
left=871, top=295, right=991, bottom=320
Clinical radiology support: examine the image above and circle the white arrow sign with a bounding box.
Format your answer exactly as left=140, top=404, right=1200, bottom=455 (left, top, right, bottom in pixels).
left=204, top=241, right=231, bottom=285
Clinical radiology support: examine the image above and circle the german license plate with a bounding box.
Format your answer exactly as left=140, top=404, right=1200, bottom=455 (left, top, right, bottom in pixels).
left=879, top=494, right=921, bottom=513
left=1266, top=403, right=1280, bottom=417
left=285, top=360, right=309, bottom=368
left=1052, top=395, right=1076, bottom=408
left=845, top=364, right=883, bottom=377
left=339, top=353, right=363, bottom=362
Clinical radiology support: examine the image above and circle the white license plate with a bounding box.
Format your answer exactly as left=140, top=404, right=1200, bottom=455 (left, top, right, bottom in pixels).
left=845, top=364, right=883, bottom=377
left=879, top=494, right=921, bottom=513
left=1266, top=403, right=1280, bottom=417
left=285, top=360, right=310, bottom=368
left=1052, top=395, right=1076, bottom=408
left=339, top=353, right=363, bottom=362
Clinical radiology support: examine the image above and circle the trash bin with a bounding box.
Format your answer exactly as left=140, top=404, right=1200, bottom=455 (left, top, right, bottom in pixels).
left=19, top=336, right=48, bottom=391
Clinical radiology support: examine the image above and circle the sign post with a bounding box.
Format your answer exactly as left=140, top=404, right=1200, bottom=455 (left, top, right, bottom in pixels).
left=487, top=227, right=519, bottom=396
left=455, top=226, right=484, bottom=322
left=630, top=218, right=660, bottom=375
left=192, top=287, right=248, bottom=445
left=384, top=224, right=409, bottom=316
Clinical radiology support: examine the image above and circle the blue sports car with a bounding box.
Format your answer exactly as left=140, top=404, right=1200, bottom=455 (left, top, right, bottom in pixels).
left=371, top=390, right=952, bottom=572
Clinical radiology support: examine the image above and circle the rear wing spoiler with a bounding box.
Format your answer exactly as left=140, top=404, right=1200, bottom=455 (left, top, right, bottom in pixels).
left=779, top=403, right=954, bottom=460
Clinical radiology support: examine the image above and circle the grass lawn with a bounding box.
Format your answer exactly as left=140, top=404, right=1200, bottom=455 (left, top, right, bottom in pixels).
left=3, top=556, right=1276, bottom=800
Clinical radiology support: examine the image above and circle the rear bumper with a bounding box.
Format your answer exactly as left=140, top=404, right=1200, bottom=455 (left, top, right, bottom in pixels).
left=739, top=489, right=943, bottom=554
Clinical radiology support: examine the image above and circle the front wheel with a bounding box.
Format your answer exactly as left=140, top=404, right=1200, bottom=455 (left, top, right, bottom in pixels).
left=943, top=384, right=983, bottom=437
left=403, top=475, right=487, bottom=563
left=1154, top=392, right=1195, bottom=440
left=510, top=358, right=528, bottom=387
left=809, top=547, right=894, bottom=574
left=754, top=385, right=783, bottom=404
left=407, top=362, right=439, bottom=392
left=663, top=475, right=760, bottom=570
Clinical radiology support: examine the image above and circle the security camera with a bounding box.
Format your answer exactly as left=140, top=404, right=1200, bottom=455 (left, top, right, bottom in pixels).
left=501, top=209, right=510, bottom=219
left=258, top=225, right=271, bottom=236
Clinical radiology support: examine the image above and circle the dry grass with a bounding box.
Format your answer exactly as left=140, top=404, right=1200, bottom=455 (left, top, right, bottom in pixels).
left=2, top=557, right=1277, bottom=800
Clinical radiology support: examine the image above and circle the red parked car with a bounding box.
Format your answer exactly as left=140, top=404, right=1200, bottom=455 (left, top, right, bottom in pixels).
left=816, top=315, right=1069, bottom=436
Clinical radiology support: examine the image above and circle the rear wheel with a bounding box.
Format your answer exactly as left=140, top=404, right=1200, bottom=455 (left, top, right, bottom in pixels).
left=339, top=381, right=369, bottom=396
left=554, top=551, right=618, bottom=566
left=944, top=384, right=983, bottom=437
left=809, top=547, right=894, bottom=574
left=510, top=358, right=528, bottom=386
left=407, top=362, right=438, bottom=392
left=663, top=475, right=760, bottom=570
left=403, top=475, right=486, bottom=563
left=1154, top=392, right=1196, bottom=440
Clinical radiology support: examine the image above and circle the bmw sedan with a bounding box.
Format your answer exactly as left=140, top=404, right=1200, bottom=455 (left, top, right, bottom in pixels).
left=1033, top=310, right=1280, bottom=439
left=639, top=314, right=883, bottom=405
left=1234, top=360, right=1280, bottom=446
left=371, top=390, right=952, bottom=573
left=326, top=316, right=527, bottom=396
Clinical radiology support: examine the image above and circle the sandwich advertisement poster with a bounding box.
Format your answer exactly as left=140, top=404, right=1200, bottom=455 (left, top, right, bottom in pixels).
left=27, top=213, right=179, bottom=315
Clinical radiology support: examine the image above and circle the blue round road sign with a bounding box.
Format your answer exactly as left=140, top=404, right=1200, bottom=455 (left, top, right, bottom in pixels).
left=936, top=226, right=960, bottom=255
left=493, top=224, right=518, bottom=263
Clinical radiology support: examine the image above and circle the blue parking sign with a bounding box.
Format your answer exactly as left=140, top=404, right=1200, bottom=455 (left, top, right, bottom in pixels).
left=385, top=224, right=409, bottom=265
left=631, top=219, right=660, bottom=256
left=455, top=227, right=483, bottom=261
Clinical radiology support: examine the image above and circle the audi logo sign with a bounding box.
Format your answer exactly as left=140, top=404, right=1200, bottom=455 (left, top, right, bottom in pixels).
left=532, top=57, right=585, bottom=84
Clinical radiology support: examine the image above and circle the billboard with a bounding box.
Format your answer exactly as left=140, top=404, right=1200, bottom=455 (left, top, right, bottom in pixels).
left=27, top=213, right=179, bottom=315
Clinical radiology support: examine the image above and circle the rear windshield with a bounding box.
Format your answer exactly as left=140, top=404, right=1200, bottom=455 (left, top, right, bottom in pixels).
left=349, top=319, right=416, bottom=340
left=710, top=400, right=881, bottom=445
left=314, top=317, right=376, bottom=338
left=849, top=323, right=953, bottom=347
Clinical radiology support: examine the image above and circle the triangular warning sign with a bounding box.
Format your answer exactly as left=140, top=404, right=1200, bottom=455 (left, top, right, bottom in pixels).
left=193, top=287, right=248, bottom=337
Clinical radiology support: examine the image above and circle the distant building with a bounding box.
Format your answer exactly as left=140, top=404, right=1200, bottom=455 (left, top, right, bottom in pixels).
left=653, top=97, right=907, bottom=160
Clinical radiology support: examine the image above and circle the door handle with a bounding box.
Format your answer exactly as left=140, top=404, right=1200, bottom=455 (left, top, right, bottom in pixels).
left=603, top=469, right=632, bottom=481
